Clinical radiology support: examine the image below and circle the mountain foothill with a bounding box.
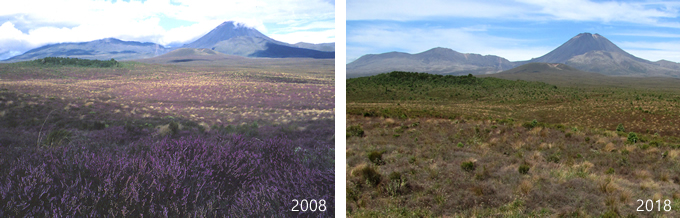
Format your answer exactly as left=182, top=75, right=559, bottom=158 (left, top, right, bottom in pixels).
left=347, top=33, right=680, bottom=79
left=3, top=21, right=334, bottom=62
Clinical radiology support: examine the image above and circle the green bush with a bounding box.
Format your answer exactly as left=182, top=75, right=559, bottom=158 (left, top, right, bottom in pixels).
left=547, top=153, right=560, bottom=163
left=627, top=132, right=638, bottom=143
left=616, top=124, right=625, bottom=132
left=461, top=161, right=476, bottom=173
left=457, top=142, right=464, bottom=148
left=522, top=119, right=538, bottom=129
left=44, top=129, right=72, bottom=147
left=605, top=167, right=615, bottom=174
left=357, top=165, right=382, bottom=187
left=367, top=151, right=385, bottom=165
left=169, top=121, right=179, bottom=135
left=518, top=164, right=530, bottom=174
left=346, top=125, right=365, bottom=138
left=388, top=172, right=403, bottom=181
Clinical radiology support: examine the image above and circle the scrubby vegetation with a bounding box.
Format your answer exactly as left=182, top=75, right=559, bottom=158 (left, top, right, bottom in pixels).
left=347, top=71, right=680, bottom=217
left=0, top=60, right=334, bottom=216
left=28, top=57, right=119, bottom=68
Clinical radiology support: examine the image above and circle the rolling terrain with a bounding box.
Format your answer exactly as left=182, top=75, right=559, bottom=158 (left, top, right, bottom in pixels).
left=3, top=21, right=334, bottom=62
left=347, top=33, right=680, bottom=78
left=5, top=38, right=170, bottom=62
left=346, top=47, right=514, bottom=78
left=347, top=71, right=680, bottom=217
left=0, top=57, right=335, bottom=216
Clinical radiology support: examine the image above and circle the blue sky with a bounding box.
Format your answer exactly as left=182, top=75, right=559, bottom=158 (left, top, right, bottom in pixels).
left=347, top=0, right=680, bottom=63
left=0, top=0, right=335, bottom=60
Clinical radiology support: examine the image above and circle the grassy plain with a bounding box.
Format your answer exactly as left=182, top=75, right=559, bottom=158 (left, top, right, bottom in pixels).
left=346, top=71, right=680, bottom=217
left=0, top=58, right=334, bottom=217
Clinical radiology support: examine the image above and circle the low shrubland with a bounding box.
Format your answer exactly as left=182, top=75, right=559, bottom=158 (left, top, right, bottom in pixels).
left=0, top=59, right=335, bottom=217
left=347, top=71, right=680, bottom=217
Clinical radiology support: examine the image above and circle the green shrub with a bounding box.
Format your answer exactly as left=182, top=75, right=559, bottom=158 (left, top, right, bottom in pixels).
left=565, top=132, right=572, bottom=138
left=461, top=161, right=476, bottom=172
left=627, top=132, right=638, bottom=143
left=356, top=165, right=382, bottom=187
left=169, top=121, right=179, bottom=135
left=518, top=164, right=530, bottom=174
left=93, top=121, right=106, bottom=130
left=408, top=156, right=416, bottom=164
left=44, top=129, right=72, bottom=147
left=346, top=125, right=364, bottom=138
left=585, top=137, right=590, bottom=142
left=616, top=124, right=625, bottom=132
left=457, top=142, right=464, bottom=148
left=368, top=151, right=385, bottom=165
left=606, top=167, right=615, bottom=174
left=522, top=119, right=538, bottom=129
left=547, top=153, right=560, bottom=163
left=388, top=172, right=403, bottom=181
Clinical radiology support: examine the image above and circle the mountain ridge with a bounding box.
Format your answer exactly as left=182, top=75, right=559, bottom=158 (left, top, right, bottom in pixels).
left=348, top=32, right=680, bottom=78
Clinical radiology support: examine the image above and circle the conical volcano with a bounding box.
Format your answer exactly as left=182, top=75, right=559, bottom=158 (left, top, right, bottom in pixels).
left=182, top=21, right=275, bottom=49
left=527, top=33, right=639, bottom=64
left=182, top=21, right=333, bottom=59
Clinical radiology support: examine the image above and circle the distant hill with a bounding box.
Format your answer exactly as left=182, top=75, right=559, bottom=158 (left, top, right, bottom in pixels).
left=293, top=42, right=335, bottom=52
left=182, top=21, right=334, bottom=59
left=349, top=33, right=680, bottom=78
left=138, top=48, right=244, bottom=64
left=346, top=47, right=515, bottom=78
left=483, top=62, right=608, bottom=86
left=5, top=38, right=169, bottom=62
left=484, top=62, right=680, bottom=90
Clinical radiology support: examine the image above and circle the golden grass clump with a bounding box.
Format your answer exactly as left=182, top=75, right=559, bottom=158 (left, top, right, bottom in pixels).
left=634, top=170, right=652, bottom=180
left=604, top=142, right=616, bottom=152
left=518, top=179, right=533, bottom=196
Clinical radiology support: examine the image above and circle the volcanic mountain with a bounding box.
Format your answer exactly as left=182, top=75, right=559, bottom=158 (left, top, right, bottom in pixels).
left=5, top=38, right=170, bottom=62
left=518, top=33, right=680, bottom=77
left=346, top=47, right=515, bottom=78
left=182, top=21, right=334, bottom=59
left=348, top=32, right=680, bottom=78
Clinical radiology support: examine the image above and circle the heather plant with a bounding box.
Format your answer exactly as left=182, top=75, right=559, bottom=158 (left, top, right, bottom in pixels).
left=0, top=58, right=335, bottom=217
left=0, top=132, right=334, bottom=217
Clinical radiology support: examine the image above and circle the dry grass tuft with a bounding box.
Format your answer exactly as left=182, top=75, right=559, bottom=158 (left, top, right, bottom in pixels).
left=518, top=179, right=533, bottom=196
left=634, top=170, right=652, bottom=180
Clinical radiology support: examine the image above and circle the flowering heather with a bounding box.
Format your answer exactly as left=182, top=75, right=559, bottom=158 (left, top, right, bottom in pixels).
left=0, top=133, right=333, bottom=217
left=0, top=59, right=334, bottom=217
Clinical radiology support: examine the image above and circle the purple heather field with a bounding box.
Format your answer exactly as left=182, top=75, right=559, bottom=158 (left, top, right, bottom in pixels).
left=0, top=59, right=334, bottom=217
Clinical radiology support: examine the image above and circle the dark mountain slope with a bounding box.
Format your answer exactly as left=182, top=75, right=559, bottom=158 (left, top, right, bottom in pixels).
left=6, top=38, right=169, bottom=62
left=347, top=47, right=515, bottom=78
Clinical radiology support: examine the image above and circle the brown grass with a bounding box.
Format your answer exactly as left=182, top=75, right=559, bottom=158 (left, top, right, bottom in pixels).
left=346, top=114, right=680, bottom=217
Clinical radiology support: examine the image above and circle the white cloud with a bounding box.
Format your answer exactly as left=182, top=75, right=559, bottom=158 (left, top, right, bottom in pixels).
left=347, top=0, right=534, bottom=21
left=348, top=0, right=680, bottom=28
left=270, top=29, right=335, bottom=44
left=618, top=41, right=680, bottom=62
